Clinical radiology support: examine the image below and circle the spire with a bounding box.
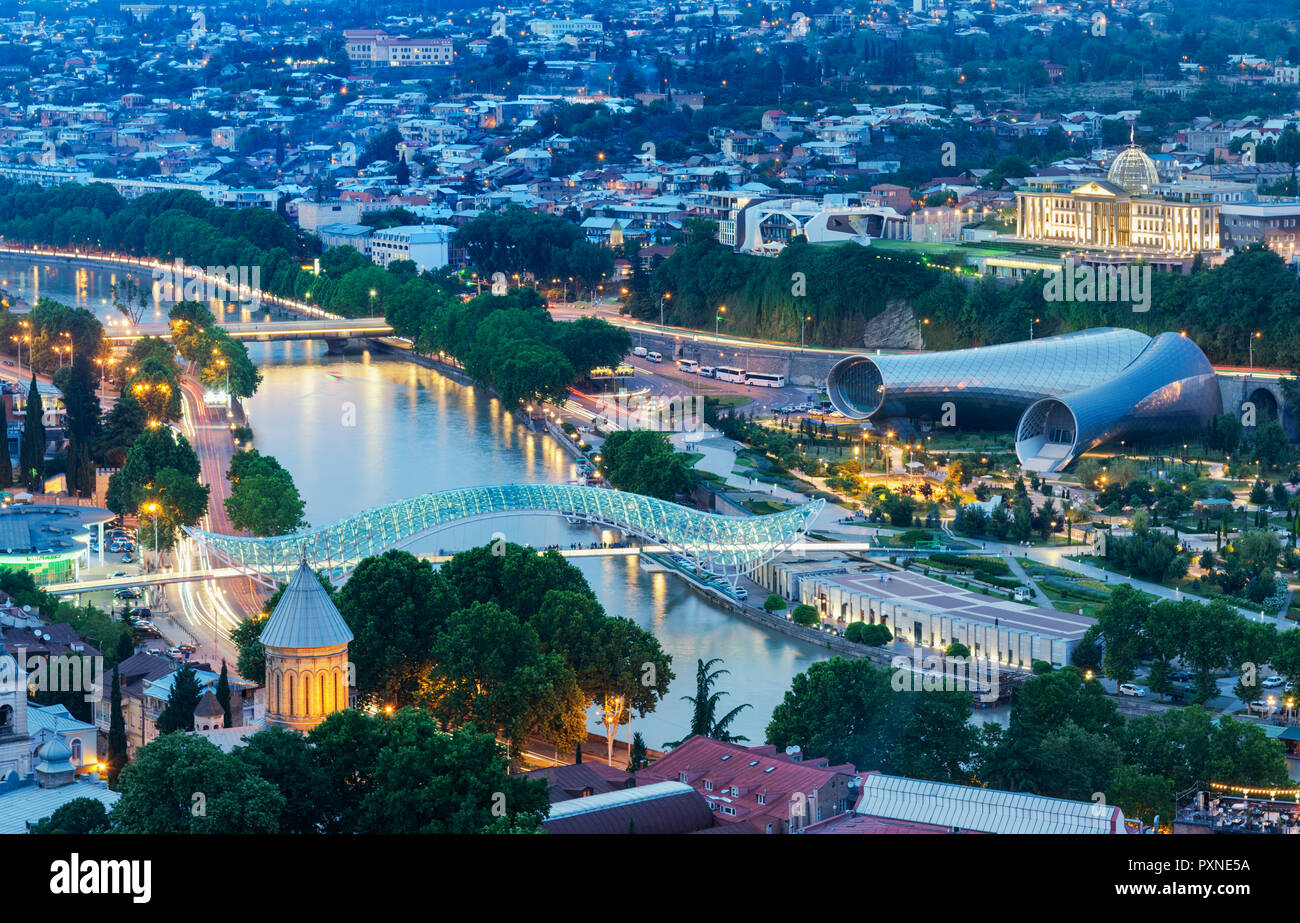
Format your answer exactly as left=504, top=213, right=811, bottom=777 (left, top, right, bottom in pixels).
left=259, top=561, right=353, bottom=650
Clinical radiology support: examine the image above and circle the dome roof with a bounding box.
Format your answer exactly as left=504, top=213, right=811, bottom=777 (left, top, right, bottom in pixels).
left=259, top=561, right=354, bottom=650
left=1108, top=145, right=1159, bottom=194
left=35, top=737, right=75, bottom=775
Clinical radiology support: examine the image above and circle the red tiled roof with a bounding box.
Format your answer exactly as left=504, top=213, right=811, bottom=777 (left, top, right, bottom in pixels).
left=635, top=736, right=856, bottom=829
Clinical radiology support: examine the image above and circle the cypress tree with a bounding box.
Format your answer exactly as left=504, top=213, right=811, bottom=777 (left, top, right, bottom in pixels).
left=156, top=662, right=201, bottom=734
left=0, top=422, right=11, bottom=488
left=17, top=377, right=44, bottom=492
left=216, top=660, right=232, bottom=728
left=107, top=666, right=127, bottom=788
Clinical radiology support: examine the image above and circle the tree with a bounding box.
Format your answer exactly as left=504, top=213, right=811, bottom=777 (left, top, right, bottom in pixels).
left=105, top=427, right=208, bottom=549
left=845, top=621, right=892, bottom=645
left=627, top=731, right=649, bottom=772
left=667, top=658, right=752, bottom=746
left=427, top=601, right=587, bottom=758
left=59, top=354, right=101, bottom=497
left=224, top=450, right=308, bottom=536
left=29, top=798, right=112, bottom=834
left=765, top=658, right=900, bottom=769
left=17, top=377, right=44, bottom=491
left=1096, top=584, right=1149, bottom=686
left=112, top=733, right=285, bottom=833
left=230, top=613, right=267, bottom=685
left=790, top=603, right=819, bottom=626
left=599, top=429, right=699, bottom=500
left=762, top=593, right=787, bottom=613
left=354, top=710, right=550, bottom=834
left=891, top=690, right=981, bottom=784
left=216, top=661, right=232, bottom=728
left=106, top=665, right=127, bottom=787
left=156, top=662, right=202, bottom=734
left=333, top=550, right=459, bottom=707
left=233, top=726, right=329, bottom=834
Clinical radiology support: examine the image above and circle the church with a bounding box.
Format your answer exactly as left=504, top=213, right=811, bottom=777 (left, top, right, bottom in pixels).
left=259, top=561, right=355, bottom=732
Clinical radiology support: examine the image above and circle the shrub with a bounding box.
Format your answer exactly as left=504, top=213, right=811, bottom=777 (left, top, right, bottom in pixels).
left=763, top=593, right=787, bottom=613
left=791, top=603, right=820, bottom=627
left=845, top=622, right=893, bottom=646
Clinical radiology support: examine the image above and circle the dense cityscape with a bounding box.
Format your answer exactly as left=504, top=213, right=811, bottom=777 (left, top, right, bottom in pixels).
left=0, top=0, right=1297, bottom=890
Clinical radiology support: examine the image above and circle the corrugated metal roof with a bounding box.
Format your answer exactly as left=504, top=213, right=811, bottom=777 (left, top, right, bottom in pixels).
left=855, top=773, right=1124, bottom=834
left=0, top=780, right=119, bottom=834
left=259, top=561, right=353, bottom=650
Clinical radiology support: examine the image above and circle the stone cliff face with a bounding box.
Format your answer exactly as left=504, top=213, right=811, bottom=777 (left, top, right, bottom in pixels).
left=861, top=303, right=923, bottom=350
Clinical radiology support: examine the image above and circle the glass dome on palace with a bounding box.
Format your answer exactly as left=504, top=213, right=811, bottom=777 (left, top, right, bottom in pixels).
left=826, top=327, right=1222, bottom=473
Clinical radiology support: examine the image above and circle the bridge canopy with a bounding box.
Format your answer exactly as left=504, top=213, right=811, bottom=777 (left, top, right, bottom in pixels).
left=183, top=484, right=823, bottom=584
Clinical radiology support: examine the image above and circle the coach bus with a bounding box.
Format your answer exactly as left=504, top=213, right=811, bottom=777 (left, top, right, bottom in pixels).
left=745, top=371, right=787, bottom=388
left=714, top=366, right=747, bottom=383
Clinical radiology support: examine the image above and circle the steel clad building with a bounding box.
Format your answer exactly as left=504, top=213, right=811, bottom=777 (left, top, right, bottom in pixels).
left=826, top=327, right=1221, bottom=473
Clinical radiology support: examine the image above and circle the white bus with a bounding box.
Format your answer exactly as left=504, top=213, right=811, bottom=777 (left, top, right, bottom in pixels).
left=714, top=366, right=746, bottom=383
left=746, top=372, right=787, bottom=388
left=677, top=359, right=700, bottom=373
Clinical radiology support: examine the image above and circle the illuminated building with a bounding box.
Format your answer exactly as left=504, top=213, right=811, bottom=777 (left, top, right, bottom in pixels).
left=1015, top=144, right=1221, bottom=254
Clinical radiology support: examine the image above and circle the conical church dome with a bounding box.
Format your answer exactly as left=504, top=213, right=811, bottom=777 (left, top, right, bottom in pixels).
left=259, top=561, right=354, bottom=650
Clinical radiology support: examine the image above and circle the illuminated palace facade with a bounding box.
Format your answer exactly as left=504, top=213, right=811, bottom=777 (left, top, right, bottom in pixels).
left=1015, top=146, right=1222, bottom=255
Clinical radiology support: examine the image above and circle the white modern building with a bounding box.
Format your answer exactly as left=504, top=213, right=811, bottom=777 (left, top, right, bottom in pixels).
left=369, top=225, right=453, bottom=273
left=737, top=196, right=908, bottom=254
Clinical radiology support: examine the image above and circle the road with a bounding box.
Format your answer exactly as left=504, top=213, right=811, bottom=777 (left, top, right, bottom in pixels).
left=170, top=371, right=268, bottom=671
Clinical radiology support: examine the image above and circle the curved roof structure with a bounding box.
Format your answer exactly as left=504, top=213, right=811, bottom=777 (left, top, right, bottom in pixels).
left=185, top=484, right=823, bottom=584
left=826, top=328, right=1152, bottom=428
left=826, top=327, right=1221, bottom=473
left=1108, top=145, right=1159, bottom=195
left=1015, top=331, right=1221, bottom=473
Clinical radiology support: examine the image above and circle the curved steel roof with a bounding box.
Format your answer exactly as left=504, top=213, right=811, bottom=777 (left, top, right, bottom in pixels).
left=826, top=327, right=1221, bottom=472
left=1015, top=331, right=1222, bottom=472
left=827, top=327, right=1152, bottom=427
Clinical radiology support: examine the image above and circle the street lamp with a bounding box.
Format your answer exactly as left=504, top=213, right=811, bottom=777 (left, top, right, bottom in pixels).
left=801, top=314, right=812, bottom=352
left=1249, top=330, right=1262, bottom=373
left=715, top=305, right=726, bottom=339
left=660, top=291, right=671, bottom=331
left=142, top=501, right=160, bottom=573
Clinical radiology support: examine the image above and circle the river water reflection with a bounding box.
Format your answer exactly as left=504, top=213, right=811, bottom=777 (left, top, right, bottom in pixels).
left=241, top=340, right=836, bottom=747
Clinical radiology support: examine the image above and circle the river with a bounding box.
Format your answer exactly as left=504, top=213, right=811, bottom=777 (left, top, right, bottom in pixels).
left=238, top=340, right=837, bottom=748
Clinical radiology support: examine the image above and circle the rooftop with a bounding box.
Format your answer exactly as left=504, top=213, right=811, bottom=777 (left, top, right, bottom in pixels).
left=259, top=561, right=354, bottom=650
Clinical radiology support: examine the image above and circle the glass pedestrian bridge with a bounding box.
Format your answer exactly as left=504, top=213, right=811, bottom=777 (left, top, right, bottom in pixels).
left=183, top=484, right=824, bottom=586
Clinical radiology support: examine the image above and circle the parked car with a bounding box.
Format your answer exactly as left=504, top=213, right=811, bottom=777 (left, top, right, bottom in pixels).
left=1169, top=670, right=1193, bottom=683
left=1262, top=675, right=1286, bottom=689
left=120, top=553, right=134, bottom=564
left=631, top=346, right=648, bottom=358
left=114, top=587, right=142, bottom=600
left=1249, top=700, right=1274, bottom=715
left=1119, top=683, right=1147, bottom=697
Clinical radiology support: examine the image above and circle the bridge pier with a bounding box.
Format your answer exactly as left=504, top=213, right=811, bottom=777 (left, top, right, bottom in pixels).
left=324, top=336, right=347, bottom=354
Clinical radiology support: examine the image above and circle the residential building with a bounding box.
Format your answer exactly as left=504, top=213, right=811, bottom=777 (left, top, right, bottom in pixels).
left=636, top=735, right=858, bottom=833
